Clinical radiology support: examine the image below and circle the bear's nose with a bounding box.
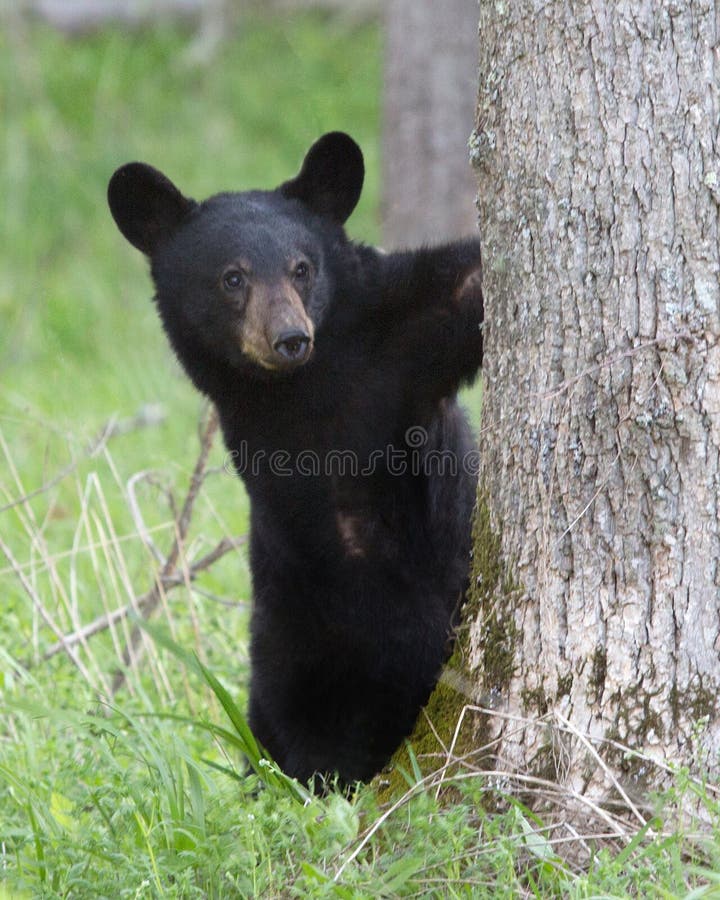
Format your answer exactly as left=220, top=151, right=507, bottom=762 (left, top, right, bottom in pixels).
left=273, top=330, right=312, bottom=363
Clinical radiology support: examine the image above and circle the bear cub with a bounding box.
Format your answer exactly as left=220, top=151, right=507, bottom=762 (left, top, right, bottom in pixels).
left=108, top=132, right=483, bottom=786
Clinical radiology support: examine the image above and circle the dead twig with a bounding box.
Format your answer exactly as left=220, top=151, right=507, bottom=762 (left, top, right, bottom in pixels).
left=110, top=406, right=222, bottom=695
left=38, top=535, right=245, bottom=664
left=0, top=404, right=166, bottom=515
left=0, top=534, right=97, bottom=687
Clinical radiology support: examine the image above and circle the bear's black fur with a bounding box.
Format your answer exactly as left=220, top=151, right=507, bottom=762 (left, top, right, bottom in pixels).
left=108, top=132, right=483, bottom=786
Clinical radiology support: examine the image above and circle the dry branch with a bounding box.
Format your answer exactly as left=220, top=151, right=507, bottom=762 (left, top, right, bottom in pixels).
left=110, top=405, right=231, bottom=695
left=6, top=404, right=247, bottom=687
left=0, top=404, right=166, bottom=515
left=39, top=535, right=245, bottom=664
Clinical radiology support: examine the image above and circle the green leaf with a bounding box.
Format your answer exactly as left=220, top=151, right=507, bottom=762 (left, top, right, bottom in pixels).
left=380, top=854, right=424, bottom=893
left=132, top=616, right=310, bottom=801
left=50, top=791, right=76, bottom=833
left=516, top=810, right=554, bottom=861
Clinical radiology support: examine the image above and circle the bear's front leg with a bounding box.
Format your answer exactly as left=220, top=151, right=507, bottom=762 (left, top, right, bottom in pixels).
left=386, top=272, right=483, bottom=409
left=378, top=237, right=482, bottom=319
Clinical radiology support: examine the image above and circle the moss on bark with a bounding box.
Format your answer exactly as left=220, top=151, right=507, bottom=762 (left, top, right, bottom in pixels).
left=466, top=489, right=521, bottom=696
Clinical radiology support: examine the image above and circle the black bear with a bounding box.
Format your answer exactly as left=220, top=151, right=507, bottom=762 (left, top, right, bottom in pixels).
left=108, top=132, right=483, bottom=786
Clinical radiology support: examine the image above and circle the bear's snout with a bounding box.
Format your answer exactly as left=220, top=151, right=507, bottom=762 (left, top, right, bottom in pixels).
left=272, top=329, right=313, bottom=365
left=237, top=281, right=316, bottom=372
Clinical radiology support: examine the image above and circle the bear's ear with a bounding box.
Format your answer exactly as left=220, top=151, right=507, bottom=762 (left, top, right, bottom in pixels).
left=108, top=163, right=196, bottom=255
left=280, top=132, right=364, bottom=225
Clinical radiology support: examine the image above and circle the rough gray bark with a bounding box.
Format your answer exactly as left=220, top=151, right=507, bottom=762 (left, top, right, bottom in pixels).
left=469, top=0, right=720, bottom=798
left=383, top=0, right=479, bottom=246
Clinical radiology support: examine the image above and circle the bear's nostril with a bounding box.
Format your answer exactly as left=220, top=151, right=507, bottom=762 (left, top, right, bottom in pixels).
left=273, top=330, right=311, bottom=361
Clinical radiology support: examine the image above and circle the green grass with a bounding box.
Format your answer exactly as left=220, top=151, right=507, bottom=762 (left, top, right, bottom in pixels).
left=1, top=9, right=719, bottom=899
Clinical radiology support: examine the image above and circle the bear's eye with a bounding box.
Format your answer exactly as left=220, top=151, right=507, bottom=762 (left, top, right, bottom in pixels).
left=293, top=261, right=310, bottom=281
left=222, top=269, right=246, bottom=292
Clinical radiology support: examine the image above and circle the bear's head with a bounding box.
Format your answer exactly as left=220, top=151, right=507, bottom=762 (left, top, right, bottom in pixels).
left=108, top=132, right=364, bottom=378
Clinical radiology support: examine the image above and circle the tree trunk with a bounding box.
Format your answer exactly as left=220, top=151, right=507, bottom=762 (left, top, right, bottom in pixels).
left=468, top=0, right=720, bottom=800
left=382, top=0, right=479, bottom=246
